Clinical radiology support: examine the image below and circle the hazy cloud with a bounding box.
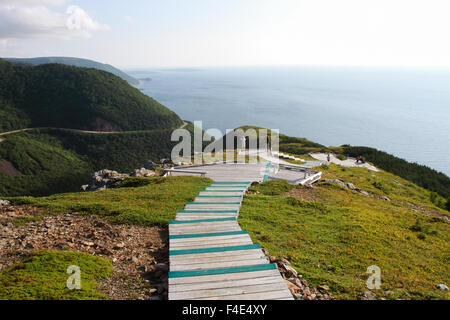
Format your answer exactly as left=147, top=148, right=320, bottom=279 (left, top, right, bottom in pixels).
left=0, top=0, right=69, bottom=6
left=0, top=2, right=109, bottom=39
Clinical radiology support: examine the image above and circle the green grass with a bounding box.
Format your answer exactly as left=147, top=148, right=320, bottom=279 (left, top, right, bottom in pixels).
left=249, top=180, right=294, bottom=196
left=0, top=250, right=112, bottom=300
left=239, top=166, right=450, bottom=300
left=9, top=176, right=212, bottom=226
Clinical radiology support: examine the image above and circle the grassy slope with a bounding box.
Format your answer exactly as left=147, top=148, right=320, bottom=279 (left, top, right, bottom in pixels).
left=10, top=176, right=212, bottom=227
left=239, top=166, right=450, bottom=300
left=0, top=250, right=112, bottom=300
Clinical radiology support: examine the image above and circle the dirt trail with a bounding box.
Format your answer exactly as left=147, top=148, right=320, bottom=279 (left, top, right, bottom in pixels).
left=0, top=121, right=188, bottom=142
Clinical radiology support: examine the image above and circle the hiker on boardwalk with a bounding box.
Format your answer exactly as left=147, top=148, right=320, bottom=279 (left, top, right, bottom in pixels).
left=266, top=135, right=272, bottom=156
left=241, top=135, right=246, bottom=151
left=327, top=153, right=331, bottom=162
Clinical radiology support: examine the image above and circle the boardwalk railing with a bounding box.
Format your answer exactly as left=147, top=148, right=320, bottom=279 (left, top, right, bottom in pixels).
left=165, top=169, right=207, bottom=177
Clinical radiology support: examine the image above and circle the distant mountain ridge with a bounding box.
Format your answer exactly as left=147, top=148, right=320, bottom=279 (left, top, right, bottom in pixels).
left=3, top=56, right=139, bottom=86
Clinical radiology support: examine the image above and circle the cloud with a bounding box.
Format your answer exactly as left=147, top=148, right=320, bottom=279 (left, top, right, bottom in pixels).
left=0, top=0, right=69, bottom=6
left=0, top=3, right=109, bottom=39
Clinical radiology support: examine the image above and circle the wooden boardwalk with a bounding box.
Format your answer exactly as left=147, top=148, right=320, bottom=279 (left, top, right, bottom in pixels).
left=168, top=180, right=293, bottom=300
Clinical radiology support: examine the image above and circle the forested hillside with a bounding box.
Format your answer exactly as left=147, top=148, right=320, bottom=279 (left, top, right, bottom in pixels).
left=0, top=59, right=182, bottom=133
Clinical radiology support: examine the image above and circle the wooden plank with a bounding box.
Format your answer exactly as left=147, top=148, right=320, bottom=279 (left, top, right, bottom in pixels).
left=189, top=289, right=293, bottom=300
left=194, top=197, right=242, bottom=203
left=170, top=234, right=251, bottom=244
left=170, top=258, right=269, bottom=272
left=184, top=204, right=241, bottom=210
left=169, top=221, right=240, bottom=230
left=169, top=263, right=276, bottom=278
left=170, top=217, right=236, bottom=224
left=170, top=252, right=267, bottom=265
left=169, top=249, right=265, bottom=262
left=169, top=226, right=242, bottom=235
left=169, top=230, right=248, bottom=239
left=170, top=244, right=261, bottom=256
left=170, top=240, right=254, bottom=250
left=170, top=276, right=282, bottom=293
left=169, top=269, right=280, bottom=285
left=175, top=215, right=237, bottom=221
left=170, top=283, right=289, bottom=300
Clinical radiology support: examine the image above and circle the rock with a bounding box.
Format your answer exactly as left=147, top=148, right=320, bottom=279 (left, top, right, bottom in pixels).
left=293, top=292, right=303, bottom=299
left=130, top=168, right=156, bottom=177
left=149, top=288, right=158, bottom=294
left=289, top=277, right=304, bottom=289
left=359, top=291, right=377, bottom=300
left=318, top=285, right=330, bottom=291
left=113, top=242, right=125, bottom=249
left=284, top=279, right=301, bottom=293
left=346, top=183, right=355, bottom=190
left=82, top=241, right=95, bottom=247
left=359, top=190, right=370, bottom=197
left=0, top=199, right=10, bottom=206
left=380, top=196, right=391, bottom=201
left=323, top=179, right=346, bottom=189
left=436, top=284, right=449, bottom=291
left=83, top=169, right=129, bottom=191
left=278, top=259, right=298, bottom=278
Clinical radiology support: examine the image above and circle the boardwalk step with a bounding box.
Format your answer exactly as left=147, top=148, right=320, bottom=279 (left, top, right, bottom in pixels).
left=178, top=210, right=238, bottom=213
left=186, top=202, right=241, bottom=205
left=170, top=230, right=248, bottom=239
left=170, top=217, right=236, bottom=224
left=170, top=244, right=261, bottom=256
left=169, top=262, right=276, bottom=278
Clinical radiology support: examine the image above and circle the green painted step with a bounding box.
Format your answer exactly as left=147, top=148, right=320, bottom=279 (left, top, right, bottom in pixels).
left=178, top=210, right=238, bottom=213
left=169, top=217, right=237, bottom=224
left=170, top=244, right=261, bottom=256
left=169, top=263, right=276, bottom=278
left=170, top=230, right=248, bottom=239
left=186, top=202, right=241, bottom=205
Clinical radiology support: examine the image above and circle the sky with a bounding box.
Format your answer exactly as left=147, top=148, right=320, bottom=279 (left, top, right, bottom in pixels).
left=0, top=0, right=450, bottom=69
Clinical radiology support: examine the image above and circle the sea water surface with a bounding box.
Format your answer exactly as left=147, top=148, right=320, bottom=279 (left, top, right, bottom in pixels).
left=128, top=66, right=450, bottom=176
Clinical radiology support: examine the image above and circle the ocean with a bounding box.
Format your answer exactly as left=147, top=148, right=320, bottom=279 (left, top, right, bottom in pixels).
left=128, top=66, right=450, bottom=176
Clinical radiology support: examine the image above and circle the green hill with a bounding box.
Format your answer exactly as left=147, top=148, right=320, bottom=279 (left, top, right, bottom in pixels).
left=0, top=58, right=182, bottom=133
left=3, top=56, right=139, bottom=86
left=0, top=123, right=201, bottom=197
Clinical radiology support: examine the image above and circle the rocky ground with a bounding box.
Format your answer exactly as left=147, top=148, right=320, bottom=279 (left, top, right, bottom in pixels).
left=262, top=249, right=334, bottom=300
left=0, top=204, right=169, bottom=300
